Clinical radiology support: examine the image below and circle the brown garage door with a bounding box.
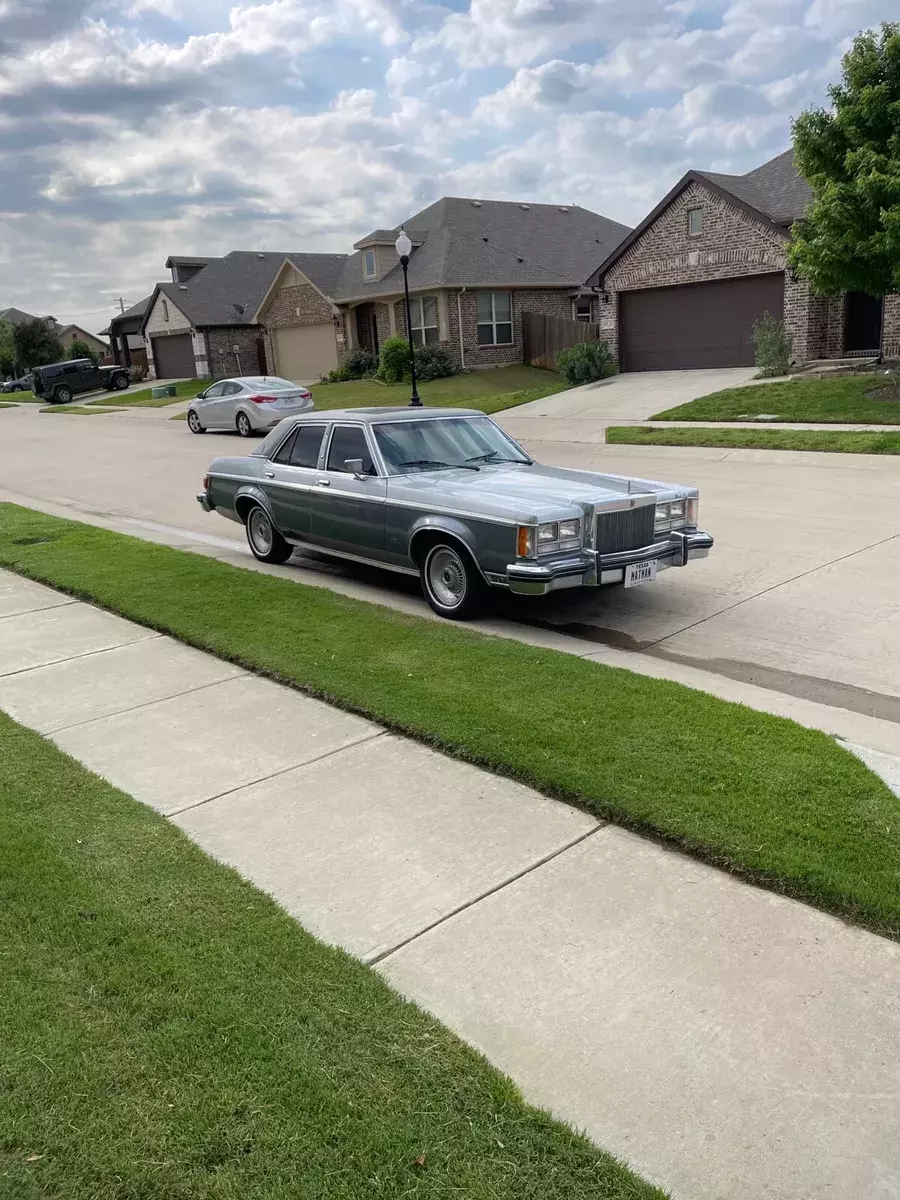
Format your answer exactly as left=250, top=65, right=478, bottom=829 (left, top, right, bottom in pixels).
left=151, top=333, right=196, bottom=379
left=619, top=274, right=784, bottom=371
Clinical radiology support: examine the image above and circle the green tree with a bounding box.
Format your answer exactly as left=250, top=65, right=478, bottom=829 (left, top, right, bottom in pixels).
left=12, top=318, right=64, bottom=371
left=0, top=320, right=15, bottom=377
left=67, top=337, right=99, bottom=366
left=788, top=22, right=900, bottom=296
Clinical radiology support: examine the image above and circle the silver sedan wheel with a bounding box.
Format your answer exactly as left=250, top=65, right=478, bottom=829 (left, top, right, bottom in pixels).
left=247, top=507, right=273, bottom=556
left=426, top=545, right=467, bottom=610
left=186, top=409, right=202, bottom=433
left=236, top=411, right=253, bottom=437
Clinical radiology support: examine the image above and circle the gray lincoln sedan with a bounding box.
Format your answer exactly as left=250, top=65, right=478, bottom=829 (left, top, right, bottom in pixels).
left=197, top=407, right=713, bottom=618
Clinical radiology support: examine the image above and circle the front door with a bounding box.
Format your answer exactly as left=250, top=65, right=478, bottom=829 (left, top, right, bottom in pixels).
left=845, top=292, right=883, bottom=354
left=260, top=423, right=327, bottom=537
left=309, top=424, right=387, bottom=560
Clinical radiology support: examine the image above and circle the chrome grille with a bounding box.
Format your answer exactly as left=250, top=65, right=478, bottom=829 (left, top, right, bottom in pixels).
left=595, top=504, right=656, bottom=553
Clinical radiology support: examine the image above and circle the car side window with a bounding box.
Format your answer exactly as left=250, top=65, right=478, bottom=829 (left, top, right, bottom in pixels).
left=79, top=361, right=94, bottom=373
left=290, top=425, right=326, bottom=469
left=272, top=430, right=297, bottom=464
left=222, top=382, right=242, bottom=395
left=62, top=363, right=78, bottom=376
left=204, top=382, right=225, bottom=398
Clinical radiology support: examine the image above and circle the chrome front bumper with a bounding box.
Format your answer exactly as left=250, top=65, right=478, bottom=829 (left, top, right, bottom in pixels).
left=505, top=529, right=714, bottom=596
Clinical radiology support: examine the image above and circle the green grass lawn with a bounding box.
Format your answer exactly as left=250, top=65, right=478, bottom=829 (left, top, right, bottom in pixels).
left=606, top=426, right=900, bottom=455
left=1, top=503, right=898, bottom=939
left=88, top=378, right=210, bottom=408
left=308, top=365, right=567, bottom=414
left=0, top=712, right=662, bottom=1200
left=0, top=389, right=41, bottom=403
left=40, top=405, right=126, bottom=416
left=651, top=374, right=900, bottom=423
left=0, top=401, right=16, bottom=409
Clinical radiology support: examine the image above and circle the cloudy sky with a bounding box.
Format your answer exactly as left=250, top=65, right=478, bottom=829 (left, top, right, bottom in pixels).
left=0, top=0, right=893, bottom=334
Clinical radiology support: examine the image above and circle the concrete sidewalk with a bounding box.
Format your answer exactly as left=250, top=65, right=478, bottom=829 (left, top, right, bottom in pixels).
left=2, top=567, right=900, bottom=1200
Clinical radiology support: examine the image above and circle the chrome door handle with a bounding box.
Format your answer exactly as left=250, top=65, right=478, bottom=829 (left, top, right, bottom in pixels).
left=262, top=469, right=274, bottom=478
left=314, top=479, right=330, bottom=487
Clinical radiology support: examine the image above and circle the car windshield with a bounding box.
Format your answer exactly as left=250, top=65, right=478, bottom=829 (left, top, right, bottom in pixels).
left=373, top=416, right=531, bottom=475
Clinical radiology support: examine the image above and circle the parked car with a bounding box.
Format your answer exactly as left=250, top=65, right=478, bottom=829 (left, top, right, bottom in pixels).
left=1, top=373, right=33, bottom=393
left=186, top=376, right=313, bottom=437
left=197, top=407, right=713, bottom=619
left=31, top=359, right=130, bottom=404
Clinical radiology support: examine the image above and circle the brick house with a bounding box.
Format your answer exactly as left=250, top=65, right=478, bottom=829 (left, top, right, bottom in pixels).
left=257, top=197, right=630, bottom=375
left=141, top=198, right=630, bottom=382
left=586, top=149, right=900, bottom=371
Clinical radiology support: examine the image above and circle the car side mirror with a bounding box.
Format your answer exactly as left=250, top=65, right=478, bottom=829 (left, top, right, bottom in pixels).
left=196, top=390, right=207, bottom=400
left=344, top=457, right=368, bottom=479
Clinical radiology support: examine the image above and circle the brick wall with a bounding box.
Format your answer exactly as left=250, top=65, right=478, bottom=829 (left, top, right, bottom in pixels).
left=883, top=295, right=900, bottom=360
left=826, top=296, right=846, bottom=359
left=205, top=326, right=264, bottom=381
left=445, top=288, right=575, bottom=367
left=259, top=282, right=337, bottom=376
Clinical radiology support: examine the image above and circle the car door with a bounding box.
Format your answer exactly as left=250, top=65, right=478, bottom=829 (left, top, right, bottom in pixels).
left=198, top=381, right=227, bottom=426
left=309, top=424, right=387, bottom=561
left=260, top=423, right=327, bottom=538
left=75, top=360, right=97, bottom=396
left=218, top=381, right=244, bottom=426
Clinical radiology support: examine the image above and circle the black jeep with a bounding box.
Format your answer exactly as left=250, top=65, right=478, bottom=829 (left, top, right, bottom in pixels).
left=32, top=358, right=131, bottom=404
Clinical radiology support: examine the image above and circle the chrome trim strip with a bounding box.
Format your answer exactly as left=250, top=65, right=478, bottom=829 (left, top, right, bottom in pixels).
left=386, top=496, right=519, bottom=526
left=283, top=539, right=419, bottom=576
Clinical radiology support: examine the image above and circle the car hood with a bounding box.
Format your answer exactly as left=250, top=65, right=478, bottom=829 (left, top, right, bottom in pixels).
left=386, top=462, right=694, bottom=524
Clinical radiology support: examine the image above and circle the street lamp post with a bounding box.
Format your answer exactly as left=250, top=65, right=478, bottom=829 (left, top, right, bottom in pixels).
left=394, top=228, right=422, bottom=407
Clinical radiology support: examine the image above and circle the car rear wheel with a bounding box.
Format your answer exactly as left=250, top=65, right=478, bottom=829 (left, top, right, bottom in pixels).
left=186, top=409, right=204, bottom=434
left=420, top=541, right=485, bottom=620
left=236, top=411, right=253, bottom=438
left=245, top=504, right=293, bottom=564
left=114, top=373, right=130, bottom=390
left=53, top=386, right=73, bottom=404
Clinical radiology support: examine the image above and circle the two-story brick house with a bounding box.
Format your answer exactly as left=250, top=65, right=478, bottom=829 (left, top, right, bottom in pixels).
left=586, top=149, right=900, bottom=371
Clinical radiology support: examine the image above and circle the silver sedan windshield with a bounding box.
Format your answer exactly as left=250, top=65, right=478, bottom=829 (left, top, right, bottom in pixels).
left=373, top=416, right=531, bottom=474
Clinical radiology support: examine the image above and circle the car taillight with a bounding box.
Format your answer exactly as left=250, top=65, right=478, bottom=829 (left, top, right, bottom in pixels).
left=299, top=389, right=311, bottom=399
left=248, top=394, right=277, bottom=404
left=203, top=475, right=210, bottom=490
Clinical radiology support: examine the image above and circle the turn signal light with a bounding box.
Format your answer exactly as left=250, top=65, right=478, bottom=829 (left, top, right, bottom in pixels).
left=202, top=475, right=210, bottom=490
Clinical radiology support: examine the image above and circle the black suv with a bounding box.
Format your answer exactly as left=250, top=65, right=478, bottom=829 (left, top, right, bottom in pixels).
left=32, top=358, right=131, bottom=404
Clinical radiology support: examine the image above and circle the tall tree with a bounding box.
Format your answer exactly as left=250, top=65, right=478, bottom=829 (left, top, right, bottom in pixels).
left=789, top=22, right=900, bottom=296
left=12, top=318, right=64, bottom=371
left=0, top=320, right=15, bottom=377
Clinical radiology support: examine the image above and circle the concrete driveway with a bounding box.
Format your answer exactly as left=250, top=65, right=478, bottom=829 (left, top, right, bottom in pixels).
left=1, top=368, right=899, bottom=760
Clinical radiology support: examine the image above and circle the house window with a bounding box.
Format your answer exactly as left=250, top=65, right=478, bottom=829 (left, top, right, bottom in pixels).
left=688, top=208, right=703, bottom=236
left=410, top=296, right=438, bottom=346
left=476, top=291, right=513, bottom=345
left=162, top=299, right=170, bottom=322
left=363, top=250, right=377, bottom=281
left=573, top=296, right=592, bottom=322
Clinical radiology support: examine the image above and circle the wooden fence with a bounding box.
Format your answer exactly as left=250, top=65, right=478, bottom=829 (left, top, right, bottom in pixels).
left=522, top=312, right=602, bottom=370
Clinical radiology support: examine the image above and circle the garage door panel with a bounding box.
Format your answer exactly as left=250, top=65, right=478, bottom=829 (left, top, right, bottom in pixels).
left=151, top=334, right=196, bottom=379
left=620, top=274, right=784, bottom=372
left=274, top=323, right=338, bottom=382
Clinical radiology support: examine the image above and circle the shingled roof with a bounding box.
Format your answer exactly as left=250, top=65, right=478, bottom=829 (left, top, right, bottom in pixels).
left=588, top=148, right=814, bottom=285
left=331, top=197, right=631, bottom=302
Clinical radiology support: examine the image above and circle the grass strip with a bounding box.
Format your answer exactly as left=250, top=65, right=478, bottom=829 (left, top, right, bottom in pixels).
left=1, top=503, right=898, bottom=937
left=88, top=378, right=210, bottom=407
left=606, top=425, right=900, bottom=455
left=651, top=374, right=900, bottom=424
left=0, top=711, right=662, bottom=1199
left=39, top=405, right=126, bottom=416
left=0, top=390, right=41, bottom=403
left=0, top=402, right=16, bottom=409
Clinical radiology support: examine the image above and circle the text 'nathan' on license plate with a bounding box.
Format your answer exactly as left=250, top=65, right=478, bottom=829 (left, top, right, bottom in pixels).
left=624, top=560, right=658, bottom=588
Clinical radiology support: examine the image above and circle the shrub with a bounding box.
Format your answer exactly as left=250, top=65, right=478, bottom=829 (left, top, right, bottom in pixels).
left=129, top=364, right=148, bottom=383
left=377, top=336, right=412, bottom=384
left=752, top=311, right=793, bottom=378
left=341, top=347, right=375, bottom=379
left=415, top=343, right=456, bottom=382
left=323, top=364, right=352, bottom=383
left=67, top=338, right=99, bottom=366
left=556, top=339, right=617, bottom=385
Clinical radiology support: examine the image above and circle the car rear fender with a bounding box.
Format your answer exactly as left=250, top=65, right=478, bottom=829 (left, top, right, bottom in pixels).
left=407, top=516, right=488, bottom=582
left=232, top=483, right=277, bottom=527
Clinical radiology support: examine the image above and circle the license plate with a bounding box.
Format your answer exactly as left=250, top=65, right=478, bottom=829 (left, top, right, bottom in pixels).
left=624, top=560, right=657, bottom=588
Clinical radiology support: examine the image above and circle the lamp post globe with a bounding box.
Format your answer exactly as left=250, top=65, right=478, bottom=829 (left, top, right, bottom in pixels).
left=394, top=227, right=422, bottom=407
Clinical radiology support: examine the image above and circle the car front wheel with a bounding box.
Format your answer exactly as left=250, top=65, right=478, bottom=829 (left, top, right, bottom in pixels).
left=53, top=386, right=73, bottom=404
left=245, top=504, right=293, bottom=564
left=236, top=411, right=253, bottom=438
left=420, top=541, right=484, bottom=619
left=186, top=409, right=204, bottom=434
left=114, top=373, right=130, bottom=390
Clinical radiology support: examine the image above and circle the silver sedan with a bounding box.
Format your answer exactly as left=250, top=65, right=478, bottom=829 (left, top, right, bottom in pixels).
left=186, top=376, right=313, bottom=437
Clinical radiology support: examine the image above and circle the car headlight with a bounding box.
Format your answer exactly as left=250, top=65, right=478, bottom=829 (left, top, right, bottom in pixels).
left=558, top=518, right=581, bottom=544
left=537, top=522, right=558, bottom=546
left=517, top=519, right=582, bottom=558
left=654, top=503, right=670, bottom=531
left=655, top=500, right=690, bottom=533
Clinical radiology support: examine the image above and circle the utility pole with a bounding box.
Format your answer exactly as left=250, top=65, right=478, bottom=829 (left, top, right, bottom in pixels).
left=114, top=297, right=126, bottom=314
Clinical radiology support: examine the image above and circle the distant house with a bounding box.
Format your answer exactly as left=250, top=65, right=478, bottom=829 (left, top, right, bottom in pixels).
left=587, top=149, right=900, bottom=370
left=58, top=324, right=109, bottom=359
left=0, top=306, right=51, bottom=328
left=140, top=197, right=631, bottom=382
left=104, top=297, right=152, bottom=375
